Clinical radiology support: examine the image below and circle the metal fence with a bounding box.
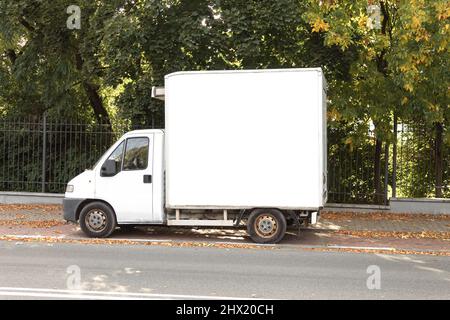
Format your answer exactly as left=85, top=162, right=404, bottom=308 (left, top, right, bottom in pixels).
left=0, top=116, right=448, bottom=203
left=0, top=117, right=130, bottom=193
left=327, top=136, right=390, bottom=205
left=395, top=121, right=449, bottom=198
left=327, top=120, right=449, bottom=204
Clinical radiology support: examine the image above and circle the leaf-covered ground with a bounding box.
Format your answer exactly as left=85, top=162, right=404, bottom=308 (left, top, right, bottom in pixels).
left=321, top=211, right=450, bottom=221
left=0, top=204, right=448, bottom=256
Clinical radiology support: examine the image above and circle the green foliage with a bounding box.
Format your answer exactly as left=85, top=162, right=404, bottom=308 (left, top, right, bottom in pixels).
left=0, top=0, right=448, bottom=199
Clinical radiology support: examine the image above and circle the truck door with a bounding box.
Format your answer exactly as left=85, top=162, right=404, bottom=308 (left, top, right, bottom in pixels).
left=95, top=134, right=154, bottom=223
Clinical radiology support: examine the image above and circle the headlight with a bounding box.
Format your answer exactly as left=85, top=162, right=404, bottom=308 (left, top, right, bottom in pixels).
left=66, top=184, right=74, bottom=193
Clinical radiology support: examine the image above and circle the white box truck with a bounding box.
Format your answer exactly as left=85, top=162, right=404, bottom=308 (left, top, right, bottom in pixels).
left=63, top=68, right=327, bottom=243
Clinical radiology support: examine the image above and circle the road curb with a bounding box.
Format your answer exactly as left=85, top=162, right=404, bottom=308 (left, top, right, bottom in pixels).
left=1, top=234, right=449, bottom=256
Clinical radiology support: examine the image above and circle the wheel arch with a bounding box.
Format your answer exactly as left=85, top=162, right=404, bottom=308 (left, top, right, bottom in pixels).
left=75, top=199, right=116, bottom=222
left=237, top=207, right=290, bottom=225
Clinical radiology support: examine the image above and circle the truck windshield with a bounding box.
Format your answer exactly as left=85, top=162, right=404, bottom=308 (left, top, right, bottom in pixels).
left=89, top=141, right=124, bottom=170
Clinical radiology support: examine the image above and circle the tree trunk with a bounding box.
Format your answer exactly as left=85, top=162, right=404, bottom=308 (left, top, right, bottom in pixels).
left=374, top=138, right=383, bottom=203
left=435, top=122, right=443, bottom=198
left=392, top=113, right=398, bottom=198
left=82, top=82, right=111, bottom=126
left=5, top=49, right=17, bottom=64
left=75, top=52, right=111, bottom=126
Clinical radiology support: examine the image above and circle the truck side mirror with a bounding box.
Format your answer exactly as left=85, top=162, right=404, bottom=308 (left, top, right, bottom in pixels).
left=101, top=159, right=119, bottom=177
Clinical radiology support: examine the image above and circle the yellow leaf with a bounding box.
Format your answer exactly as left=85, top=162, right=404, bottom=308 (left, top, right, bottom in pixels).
left=358, top=15, right=368, bottom=29
left=311, top=18, right=329, bottom=33
left=404, top=83, right=414, bottom=92
left=399, top=64, right=409, bottom=72
left=411, top=16, right=421, bottom=29
left=345, top=137, right=353, bottom=146
left=435, top=2, right=450, bottom=20
left=401, top=97, right=408, bottom=105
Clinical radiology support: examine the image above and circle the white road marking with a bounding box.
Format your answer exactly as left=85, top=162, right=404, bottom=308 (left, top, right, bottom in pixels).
left=4, top=235, right=65, bottom=239
left=4, top=235, right=68, bottom=243
left=0, top=291, right=142, bottom=300
left=0, top=287, right=255, bottom=300
left=327, top=245, right=395, bottom=251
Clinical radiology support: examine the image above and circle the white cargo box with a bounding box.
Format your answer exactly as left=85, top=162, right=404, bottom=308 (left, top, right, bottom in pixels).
left=164, top=68, right=327, bottom=210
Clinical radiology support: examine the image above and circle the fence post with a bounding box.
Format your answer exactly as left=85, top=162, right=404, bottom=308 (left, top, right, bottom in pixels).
left=392, top=114, right=397, bottom=198
left=41, top=113, right=47, bottom=193
left=384, top=142, right=389, bottom=205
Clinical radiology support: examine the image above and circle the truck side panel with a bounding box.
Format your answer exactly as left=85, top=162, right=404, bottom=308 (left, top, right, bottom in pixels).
left=165, top=69, right=326, bottom=210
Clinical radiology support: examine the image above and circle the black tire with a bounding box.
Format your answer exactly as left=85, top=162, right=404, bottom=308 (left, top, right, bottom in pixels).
left=79, top=202, right=117, bottom=238
left=247, top=208, right=287, bottom=244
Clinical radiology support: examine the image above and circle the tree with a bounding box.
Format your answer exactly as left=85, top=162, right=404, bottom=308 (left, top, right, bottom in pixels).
left=304, top=0, right=449, bottom=199
left=388, top=0, right=449, bottom=197
left=99, top=0, right=358, bottom=126
left=0, top=0, right=124, bottom=124
left=0, top=0, right=447, bottom=198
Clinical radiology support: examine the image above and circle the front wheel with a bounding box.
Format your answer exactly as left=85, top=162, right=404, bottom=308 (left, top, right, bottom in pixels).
left=247, top=208, right=287, bottom=244
left=79, top=202, right=117, bottom=238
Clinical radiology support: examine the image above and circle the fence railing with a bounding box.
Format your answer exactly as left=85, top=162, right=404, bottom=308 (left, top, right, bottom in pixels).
left=395, top=122, right=449, bottom=198
left=0, top=116, right=448, bottom=203
left=0, top=117, right=132, bottom=193
left=327, top=120, right=449, bottom=204
left=327, top=138, right=390, bottom=205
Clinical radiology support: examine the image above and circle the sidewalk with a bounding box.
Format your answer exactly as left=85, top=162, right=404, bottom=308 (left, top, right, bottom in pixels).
left=319, top=211, right=450, bottom=232
left=0, top=204, right=449, bottom=255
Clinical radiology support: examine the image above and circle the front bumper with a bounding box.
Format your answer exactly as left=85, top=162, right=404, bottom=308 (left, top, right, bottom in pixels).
left=63, top=198, right=85, bottom=222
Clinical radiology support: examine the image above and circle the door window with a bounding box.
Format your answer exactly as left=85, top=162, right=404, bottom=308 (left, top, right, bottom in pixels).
left=123, top=137, right=149, bottom=171
left=106, top=141, right=125, bottom=173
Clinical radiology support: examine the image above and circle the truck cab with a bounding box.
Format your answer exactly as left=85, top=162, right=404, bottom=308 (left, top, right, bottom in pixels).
left=64, top=130, right=165, bottom=235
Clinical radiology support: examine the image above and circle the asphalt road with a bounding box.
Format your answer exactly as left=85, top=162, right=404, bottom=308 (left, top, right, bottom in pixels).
left=0, top=241, right=449, bottom=299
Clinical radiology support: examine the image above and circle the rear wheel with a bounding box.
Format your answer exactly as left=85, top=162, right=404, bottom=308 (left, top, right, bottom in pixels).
left=247, top=208, right=287, bottom=244
left=79, top=202, right=117, bottom=238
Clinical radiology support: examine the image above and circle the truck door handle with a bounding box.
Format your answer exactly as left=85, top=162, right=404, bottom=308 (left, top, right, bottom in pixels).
left=143, top=175, right=152, bottom=183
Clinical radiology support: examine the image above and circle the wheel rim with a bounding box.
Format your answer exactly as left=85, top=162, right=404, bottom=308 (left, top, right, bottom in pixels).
left=85, top=209, right=107, bottom=233
left=254, top=214, right=278, bottom=238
